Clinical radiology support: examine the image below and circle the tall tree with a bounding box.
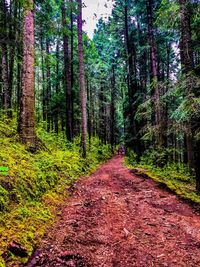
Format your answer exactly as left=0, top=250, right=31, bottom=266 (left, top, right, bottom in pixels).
left=179, top=0, right=194, bottom=171
left=110, top=64, right=116, bottom=152
left=77, top=0, right=87, bottom=157
left=62, top=0, right=73, bottom=141
left=1, top=0, right=11, bottom=114
left=146, top=0, right=164, bottom=148
left=18, top=0, right=36, bottom=148
left=124, top=0, right=140, bottom=157
left=178, top=0, right=200, bottom=191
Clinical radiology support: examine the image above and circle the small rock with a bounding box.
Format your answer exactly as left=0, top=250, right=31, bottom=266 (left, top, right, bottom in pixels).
left=123, top=228, right=130, bottom=237
left=157, top=254, right=165, bottom=258
left=73, top=202, right=83, bottom=206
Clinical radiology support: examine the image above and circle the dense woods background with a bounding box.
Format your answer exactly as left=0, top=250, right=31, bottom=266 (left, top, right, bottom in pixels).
left=1, top=0, right=200, bottom=265
left=0, top=0, right=200, bottom=187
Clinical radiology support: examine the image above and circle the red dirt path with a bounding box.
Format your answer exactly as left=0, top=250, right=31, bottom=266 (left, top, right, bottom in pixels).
left=28, top=156, right=200, bottom=267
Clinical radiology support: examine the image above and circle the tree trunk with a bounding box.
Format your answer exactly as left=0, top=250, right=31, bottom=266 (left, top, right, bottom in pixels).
left=179, top=0, right=195, bottom=171
left=45, top=39, right=51, bottom=132
left=55, top=40, right=60, bottom=134
left=18, top=0, right=36, bottom=148
left=1, top=0, right=11, bottom=114
left=147, top=0, right=163, bottom=148
left=124, top=0, right=140, bottom=157
left=70, top=0, right=74, bottom=137
left=86, top=78, right=91, bottom=146
left=77, top=0, right=87, bottom=157
left=40, top=33, right=46, bottom=122
left=110, top=65, right=116, bottom=153
left=62, top=0, right=73, bottom=141
left=8, top=0, right=18, bottom=117
left=1, top=46, right=9, bottom=111
left=179, top=0, right=199, bottom=188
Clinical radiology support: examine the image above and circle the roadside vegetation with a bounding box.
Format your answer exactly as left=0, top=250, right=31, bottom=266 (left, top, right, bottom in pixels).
left=125, top=149, right=200, bottom=204
left=0, top=116, right=111, bottom=266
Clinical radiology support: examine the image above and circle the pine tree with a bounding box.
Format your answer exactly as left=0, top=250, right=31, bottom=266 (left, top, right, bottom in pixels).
left=77, top=0, right=87, bottom=157
left=18, top=0, right=36, bottom=148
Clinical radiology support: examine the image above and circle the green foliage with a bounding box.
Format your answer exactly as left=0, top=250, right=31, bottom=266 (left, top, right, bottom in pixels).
left=125, top=149, right=200, bottom=205
left=0, top=117, right=111, bottom=266
left=140, top=148, right=169, bottom=167
left=125, top=149, right=138, bottom=165
left=170, top=75, right=200, bottom=124
left=156, top=0, right=180, bottom=30
left=0, top=186, right=9, bottom=212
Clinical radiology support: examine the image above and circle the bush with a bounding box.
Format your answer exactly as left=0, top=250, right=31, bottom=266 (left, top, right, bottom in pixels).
left=140, top=148, right=169, bottom=167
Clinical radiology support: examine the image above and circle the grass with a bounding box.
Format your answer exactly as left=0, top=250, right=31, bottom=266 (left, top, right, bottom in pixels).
left=0, top=116, right=112, bottom=267
left=125, top=150, right=200, bottom=205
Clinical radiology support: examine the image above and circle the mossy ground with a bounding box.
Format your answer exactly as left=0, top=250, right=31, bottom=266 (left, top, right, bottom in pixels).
left=0, top=116, right=112, bottom=267
left=125, top=152, right=200, bottom=205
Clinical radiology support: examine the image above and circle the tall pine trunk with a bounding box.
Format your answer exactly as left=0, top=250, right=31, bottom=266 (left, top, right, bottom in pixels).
left=179, top=0, right=199, bottom=190
left=55, top=40, right=60, bottom=134
left=110, top=65, right=116, bottom=153
left=124, top=0, right=140, bottom=157
left=45, top=39, right=51, bottom=132
left=2, top=46, right=9, bottom=111
left=1, top=0, right=11, bottom=114
left=77, top=0, right=87, bottom=157
left=70, top=0, right=74, bottom=136
left=147, top=0, right=163, bottom=148
left=18, top=0, right=36, bottom=148
left=62, top=0, right=73, bottom=141
left=40, top=33, right=46, bottom=122
left=179, top=0, right=195, bottom=171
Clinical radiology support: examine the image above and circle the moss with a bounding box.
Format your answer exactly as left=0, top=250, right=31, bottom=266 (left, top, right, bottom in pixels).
left=125, top=155, right=200, bottom=205
left=0, top=186, right=9, bottom=211
left=0, top=117, right=112, bottom=266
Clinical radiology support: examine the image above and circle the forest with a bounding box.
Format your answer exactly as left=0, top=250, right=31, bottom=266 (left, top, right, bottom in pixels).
left=0, top=0, right=200, bottom=266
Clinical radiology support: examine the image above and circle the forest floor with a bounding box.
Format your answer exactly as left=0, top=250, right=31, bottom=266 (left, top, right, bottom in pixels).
left=27, top=156, right=200, bottom=267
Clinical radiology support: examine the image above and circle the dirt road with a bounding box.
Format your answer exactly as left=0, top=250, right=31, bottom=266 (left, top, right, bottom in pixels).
left=28, top=156, right=200, bottom=267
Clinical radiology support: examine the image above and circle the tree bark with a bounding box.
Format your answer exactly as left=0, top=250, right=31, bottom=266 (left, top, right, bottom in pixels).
left=179, top=0, right=195, bottom=171
left=62, top=0, right=73, bottom=141
left=77, top=0, right=87, bottom=157
left=110, top=65, right=116, bottom=153
left=1, top=0, right=11, bottom=114
left=179, top=0, right=199, bottom=189
left=124, top=0, right=140, bottom=157
left=39, top=33, right=46, bottom=122
left=70, top=0, right=74, bottom=137
left=1, top=47, right=9, bottom=111
left=45, top=39, right=51, bottom=132
left=147, top=0, right=166, bottom=150
left=55, top=40, right=60, bottom=134
left=18, top=0, right=36, bottom=148
left=86, top=78, right=91, bottom=146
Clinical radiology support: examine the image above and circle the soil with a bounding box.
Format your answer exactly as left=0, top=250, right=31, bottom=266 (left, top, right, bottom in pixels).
left=27, top=156, right=200, bottom=267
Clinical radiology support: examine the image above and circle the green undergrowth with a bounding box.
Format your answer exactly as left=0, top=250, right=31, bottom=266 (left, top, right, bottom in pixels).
left=0, top=116, right=112, bottom=266
left=125, top=150, right=200, bottom=204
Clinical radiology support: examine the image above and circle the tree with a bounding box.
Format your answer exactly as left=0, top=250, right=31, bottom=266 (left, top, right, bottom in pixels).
left=147, top=0, right=164, bottom=148
left=178, top=0, right=200, bottom=191
left=1, top=0, right=12, bottom=115
left=77, top=0, right=87, bottom=157
left=62, top=0, right=73, bottom=141
left=179, top=0, right=194, bottom=171
left=124, top=0, right=140, bottom=156
left=18, top=0, right=36, bottom=148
